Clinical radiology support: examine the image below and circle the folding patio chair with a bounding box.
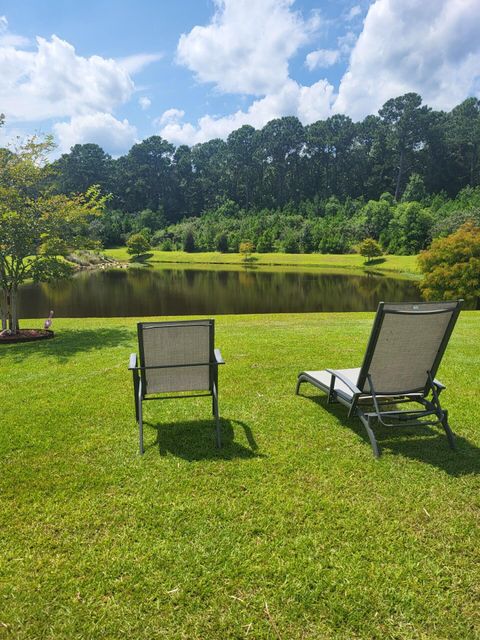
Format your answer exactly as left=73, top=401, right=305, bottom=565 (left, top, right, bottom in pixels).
left=129, top=319, right=225, bottom=454
left=296, top=301, right=462, bottom=457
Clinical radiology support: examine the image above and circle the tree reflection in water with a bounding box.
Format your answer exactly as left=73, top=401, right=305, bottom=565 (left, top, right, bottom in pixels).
left=19, top=266, right=422, bottom=318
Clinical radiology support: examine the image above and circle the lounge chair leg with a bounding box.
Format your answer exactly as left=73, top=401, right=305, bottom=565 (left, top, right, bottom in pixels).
left=359, top=413, right=380, bottom=458
left=213, top=383, right=221, bottom=448
left=440, top=409, right=456, bottom=450
left=296, top=375, right=306, bottom=395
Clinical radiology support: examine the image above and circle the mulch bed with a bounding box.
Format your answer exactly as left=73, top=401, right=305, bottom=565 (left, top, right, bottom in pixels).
left=0, top=329, right=54, bottom=344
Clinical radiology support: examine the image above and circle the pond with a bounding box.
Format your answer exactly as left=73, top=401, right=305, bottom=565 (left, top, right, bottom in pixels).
left=18, top=265, right=422, bottom=318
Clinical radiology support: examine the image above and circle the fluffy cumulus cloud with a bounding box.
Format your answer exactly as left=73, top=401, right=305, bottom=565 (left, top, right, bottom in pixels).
left=0, top=19, right=163, bottom=153
left=161, top=0, right=335, bottom=144
left=158, top=79, right=334, bottom=145
left=0, top=34, right=134, bottom=121
left=177, top=0, right=320, bottom=95
left=305, top=48, right=339, bottom=70
left=53, top=113, right=137, bottom=155
left=335, top=0, right=480, bottom=119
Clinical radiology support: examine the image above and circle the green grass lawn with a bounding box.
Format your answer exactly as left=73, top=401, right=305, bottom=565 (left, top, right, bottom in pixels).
left=1, top=312, right=479, bottom=639
left=105, top=248, right=421, bottom=276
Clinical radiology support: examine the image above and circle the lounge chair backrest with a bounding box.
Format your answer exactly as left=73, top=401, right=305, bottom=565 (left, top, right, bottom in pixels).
left=357, top=301, right=462, bottom=395
left=137, top=319, right=214, bottom=394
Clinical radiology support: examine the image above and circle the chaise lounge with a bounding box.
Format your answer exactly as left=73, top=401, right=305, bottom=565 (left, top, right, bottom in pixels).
left=296, top=300, right=463, bottom=457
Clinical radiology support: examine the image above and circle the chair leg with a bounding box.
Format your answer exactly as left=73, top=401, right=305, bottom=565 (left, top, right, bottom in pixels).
left=358, top=411, right=380, bottom=458
left=133, top=374, right=139, bottom=422
left=213, top=383, right=221, bottom=448
left=138, top=383, right=144, bottom=455
left=440, top=409, right=456, bottom=450
left=295, top=375, right=306, bottom=395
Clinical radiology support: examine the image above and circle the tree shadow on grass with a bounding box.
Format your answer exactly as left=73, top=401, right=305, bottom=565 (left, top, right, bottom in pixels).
left=363, top=257, right=386, bottom=267
left=300, top=393, right=480, bottom=476
left=143, top=418, right=262, bottom=462
left=3, top=327, right=133, bottom=363
left=129, top=253, right=154, bottom=264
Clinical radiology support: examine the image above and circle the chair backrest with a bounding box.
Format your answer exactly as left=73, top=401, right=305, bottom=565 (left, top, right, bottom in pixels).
left=357, top=301, right=462, bottom=395
left=137, top=319, right=214, bottom=394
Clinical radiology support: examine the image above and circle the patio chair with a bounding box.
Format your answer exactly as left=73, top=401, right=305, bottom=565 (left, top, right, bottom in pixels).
left=129, top=319, right=225, bottom=454
left=296, top=301, right=462, bottom=458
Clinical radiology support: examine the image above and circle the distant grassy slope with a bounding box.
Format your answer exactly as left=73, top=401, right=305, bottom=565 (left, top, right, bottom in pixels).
left=105, top=249, right=421, bottom=276
left=1, top=312, right=479, bottom=639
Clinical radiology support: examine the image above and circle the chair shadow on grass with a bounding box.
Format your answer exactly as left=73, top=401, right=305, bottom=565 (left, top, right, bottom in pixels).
left=142, top=418, right=262, bottom=462
left=4, top=327, right=133, bottom=363
left=300, top=392, right=480, bottom=476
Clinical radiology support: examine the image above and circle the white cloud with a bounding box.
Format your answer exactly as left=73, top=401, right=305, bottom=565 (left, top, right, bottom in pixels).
left=156, top=108, right=185, bottom=127
left=335, top=0, right=480, bottom=120
left=305, top=48, right=339, bottom=70
left=176, top=0, right=320, bottom=96
left=0, top=34, right=134, bottom=122
left=117, top=52, right=163, bottom=74
left=0, top=15, right=30, bottom=47
left=346, top=5, right=362, bottom=21
left=139, top=96, right=152, bottom=110
left=0, top=20, right=160, bottom=129
left=158, top=79, right=334, bottom=145
left=53, top=112, right=137, bottom=156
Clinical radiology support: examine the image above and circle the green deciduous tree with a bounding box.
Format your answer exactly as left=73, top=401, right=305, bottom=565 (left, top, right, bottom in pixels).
left=0, top=136, right=106, bottom=333
left=418, top=222, right=480, bottom=309
left=384, top=202, right=433, bottom=254
left=359, top=238, right=383, bottom=263
left=126, top=232, right=151, bottom=259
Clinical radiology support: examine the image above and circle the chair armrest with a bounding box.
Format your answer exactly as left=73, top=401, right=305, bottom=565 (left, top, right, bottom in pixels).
left=128, top=353, right=138, bottom=370
left=214, top=349, right=225, bottom=365
left=433, top=378, right=446, bottom=391
left=326, top=369, right=361, bottom=395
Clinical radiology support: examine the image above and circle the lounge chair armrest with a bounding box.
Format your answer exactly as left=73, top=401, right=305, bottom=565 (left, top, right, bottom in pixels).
left=214, top=348, right=225, bottom=365
left=129, top=353, right=138, bottom=370
left=433, top=378, right=446, bottom=391
left=326, top=369, right=362, bottom=395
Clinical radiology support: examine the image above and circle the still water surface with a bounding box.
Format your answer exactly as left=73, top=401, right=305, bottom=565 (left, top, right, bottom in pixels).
left=19, top=266, right=422, bottom=318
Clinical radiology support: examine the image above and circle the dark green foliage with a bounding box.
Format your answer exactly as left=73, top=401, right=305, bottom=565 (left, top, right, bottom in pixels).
left=183, top=228, right=196, bottom=252
left=402, top=173, right=427, bottom=203
left=215, top=232, right=229, bottom=253
left=25, top=93, right=480, bottom=255
left=383, top=202, right=433, bottom=254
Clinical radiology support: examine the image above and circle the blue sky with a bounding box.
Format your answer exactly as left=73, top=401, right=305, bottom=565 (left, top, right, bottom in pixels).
left=1, top=0, right=479, bottom=156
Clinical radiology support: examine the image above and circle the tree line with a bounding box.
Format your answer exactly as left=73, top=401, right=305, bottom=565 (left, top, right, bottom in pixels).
left=8, top=92, right=480, bottom=254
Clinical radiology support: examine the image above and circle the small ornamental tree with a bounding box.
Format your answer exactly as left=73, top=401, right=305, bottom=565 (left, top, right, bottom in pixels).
left=359, top=238, right=383, bottom=263
left=418, top=222, right=480, bottom=309
left=126, top=232, right=151, bottom=259
left=239, top=241, right=254, bottom=263
left=0, top=136, right=106, bottom=333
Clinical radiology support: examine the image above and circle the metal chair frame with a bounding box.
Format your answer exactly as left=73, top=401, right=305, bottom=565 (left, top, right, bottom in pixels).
left=129, top=319, right=224, bottom=454
left=296, top=301, right=462, bottom=458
